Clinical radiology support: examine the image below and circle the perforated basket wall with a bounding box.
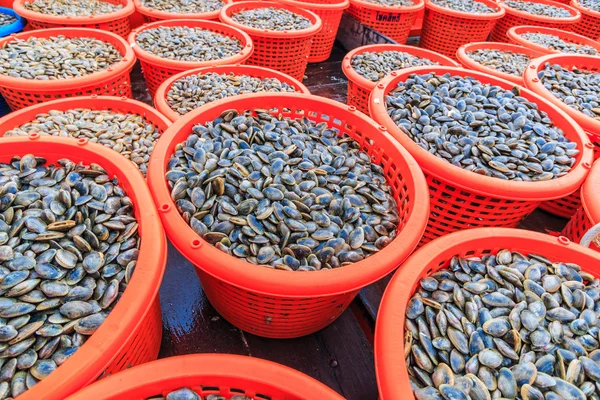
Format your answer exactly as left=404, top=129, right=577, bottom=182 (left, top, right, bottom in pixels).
left=346, top=0, right=423, bottom=45
left=572, top=0, right=600, bottom=40
left=562, top=208, right=600, bottom=252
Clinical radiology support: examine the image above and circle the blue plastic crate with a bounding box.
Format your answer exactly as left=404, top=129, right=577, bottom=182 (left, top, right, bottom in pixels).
left=0, top=7, right=24, bottom=38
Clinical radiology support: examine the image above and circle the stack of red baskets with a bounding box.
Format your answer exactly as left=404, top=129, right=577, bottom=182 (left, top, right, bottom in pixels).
left=571, top=0, right=600, bottom=40
left=507, top=25, right=600, bottom=54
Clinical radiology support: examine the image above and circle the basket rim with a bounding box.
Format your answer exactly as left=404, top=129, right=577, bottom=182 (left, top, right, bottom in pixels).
left=0, top=27, right=135, bottom=90
left=132, top=0, right=231, bottom=21
left=571, top=0, right=600, bottom=18
left=342, top=44, right=460, bottom=92
left=277, top=0, right=350, bottom=11
left=582, top=159, right=600, bottom=225
left=153, top=64, right=311, bottom=122
left=219, top=1, right=323, bottom=39
left=348, top=0, right=423, bottom=13
left=66, top=354, right=345, bottom=399
left=13, top=0, right=135, bottom=24
left=0, top=6, right=25, bottom=36
left=507, top=25, right=600, bottom=55
left=0, top=135, right=166, bottom=400
left=498, top=0, right=581, bottom=23
left=374, top=227, right=600, bottom=400
left=523, top=53, right=600, bottom=138
left=369, top=65, right=594, bottom=200
left=0, top=94, right=171, bottom=132
left=128, top=19, right=253, bottom=70
left=146, top=92, right=430, bottom=298
left=425, top=0, right=505, bottom=19
left=456, top=41, right=544, bottom=85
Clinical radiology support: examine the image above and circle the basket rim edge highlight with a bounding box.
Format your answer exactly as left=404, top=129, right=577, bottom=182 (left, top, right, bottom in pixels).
left=498, top=0, right=581, bottom=23
left=507, top=25, right=600, bottom=55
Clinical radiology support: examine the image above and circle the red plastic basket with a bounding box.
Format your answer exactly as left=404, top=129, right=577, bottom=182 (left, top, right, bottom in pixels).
left=456, top=41, right=543, bottom=85
left=571, top=0, right=600, bottom=41
left=147, top=92, right=429, bottom=338
left=0, top=135, right=166, bottom=400
left=524, top=53, right=600, bottom=218
left=507, top=25, right=600, bottom=54
left=420, top=0, right=505, bottom=60
left=13, top=0, right=135, bottom=38
left=67, top=354, right=344, bottom=400
left=342, top=44, right=459, bottom=115
left=129, top=19, right=253, bottom=99
left=133, top=0, right=231, bottom=22
left=375, top=227, right=600, bottom=400
left=346, top=0, right=424, bottom=45
left=0, top=28, right=135, bottom=111
left=154, top=64, right=310, bottom=122
left=490, top=0, right=581, bottom=42
left=276, top=0, right=349, bottom=63
left=220, top=1, right=322, bottom=81
left=370, top=66, right=594, bottom=245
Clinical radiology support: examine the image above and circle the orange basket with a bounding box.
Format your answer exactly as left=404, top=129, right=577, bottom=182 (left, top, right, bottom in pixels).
left=490, top=0, right=581, bottom=42
left=375, top=227, right=600, bottom=400
left=133, top=0, right=231, bottom=22
left=571, top=0, right=600, bottom=41
left=523, top=54, right=600, bottom=217
left=341, top=44, right=459, bottom=115
left=128, top=19, right=253, bottom=99
left=67, top=354, right=344, bottom=400
left=370, top=66, right=594, bottom=244
left=0, top=28, right=135, bottom=111
left=456, top=41, right=543, bottom=85
left=13, top=0, right=135, bottom=38
left=0, top=135, right=166, bottom=400
left=345, top=0, right=423, bottom=45
left=276, top=0, right=349, bottom=63
left=220, top=1, right=322, bottom=81
left=154, top=64, right=310, bottom=122
left=420, top=0, right=505, bottom=60
left=507, top=24, right=600, bottom=54
left=147, top=92, right=429, bottom=338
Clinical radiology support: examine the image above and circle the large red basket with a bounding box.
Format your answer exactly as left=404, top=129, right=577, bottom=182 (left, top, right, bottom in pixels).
left=277, top=0, right=349, bottom=63
left=67, top=354, right=344, bottom=400
left=147, top=93, right=429, bottom=338
left=133, top=0, right=231, bottom=22
left=420, top=0, right=505, bottom=60
left=490, top=0, right=581, bottom=42
left=571, top=0, right=600, bottom=40
left=13, top=0, right=135, bottom=38
left=375, top=227, right=600, bottom=400
left=524, top=53, right=600, bottom=218
left=456, top=41, right=544, bottom=85
left=342, top=44, right=459, bottom=115
left=220, top=1, right=322, bottom=81
left=345, top=0, right=423, bottom=45
left=370, top=66, right=594, bottom=244
left=507, top=24, right=600, bottom=54
left=128, top=19, right=253, bottom=99
left=0, top=135, right=166, bottom=400
left=0, top=28, right=135, bottom=111
left=154, top=64, right=310, bottom=122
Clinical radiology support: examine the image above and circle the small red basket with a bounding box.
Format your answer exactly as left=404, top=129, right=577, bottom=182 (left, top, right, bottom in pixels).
left=571, top=0, right=600, bottom=41
left=147, top=92, right=429, bottom=338
left=507, top=25, right=600, bottom=54
left=67, top=354, right=344, bottom=400
left=277, top=0, right=349, bottom=63
left=154, top=64, right=310, bottom=122
left=133, top=0, right=231, bottom=22
left=220, top=1, right=322, bottom=81
left=0, top=135, right=166, bottom=400
left=13, top=0, right=135, bottom=38
left=524, top=53, right=600, bottom=218
left=346, top=0, right=424, bottom=45
left=420, top=0, right=505, bottom=60
left=0, top=28, right=135, bottom=111
left=490, top=0, right=581, bottom=42
left=456, top=41, right=544, bottom=85
left=375, top=227, right=600, bottom=400
left=370, top=66, right=594, bottom=245
left=342, top=44, right=459, bottom=115
left=129, top=19, right=253, bottom=98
